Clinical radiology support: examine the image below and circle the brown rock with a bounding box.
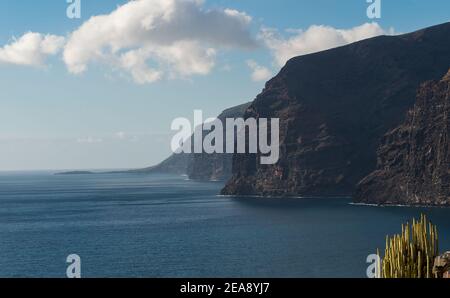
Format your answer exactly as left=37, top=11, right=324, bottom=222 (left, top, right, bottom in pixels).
left=131, top=102, right=251, bottom=181
left=354, top=70, right=450, bottom=205
left=222, top=22, right=450, bottom=197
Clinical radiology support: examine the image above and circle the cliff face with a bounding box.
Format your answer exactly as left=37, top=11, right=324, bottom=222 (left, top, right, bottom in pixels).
left=135, top=102, right=251, bottom=181
left=354, top=70, right=450, bottom=206
left=129, top=153, right=191, bottom=175
left=222, top=22, right=450, bottom=197
left=187, top=102, right=251, bottom=181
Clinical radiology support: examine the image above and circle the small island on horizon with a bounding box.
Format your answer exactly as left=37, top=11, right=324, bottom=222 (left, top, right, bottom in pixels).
left=55, top=171, right=95, bottom=175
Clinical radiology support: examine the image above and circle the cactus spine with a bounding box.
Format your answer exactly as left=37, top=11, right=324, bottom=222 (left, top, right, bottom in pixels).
left=377, top=214, right=439, bottom=278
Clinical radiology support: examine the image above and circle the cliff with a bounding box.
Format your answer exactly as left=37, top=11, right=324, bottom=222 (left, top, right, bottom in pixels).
left=354, top=70, right=450, bottom=206
left=188, top=102, right=251, bottom=181
left=133, top=102, right=251, bottom=181
left=222, top=22, right=450, bottom=197
left=128, top=153, right=191, bottom=175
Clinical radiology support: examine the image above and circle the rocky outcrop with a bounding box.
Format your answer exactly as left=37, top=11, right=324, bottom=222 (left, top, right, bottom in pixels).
left=222, top=22, right=450, bottom=197
left=128, top=153, right=192, bottom=175
left=354, top=70, right=450, bottom=205
left=188, top=103, right=251, bottom=181
left=434, top=252, right=450, bottom=278
left=133, top=102, right=251, bottom=181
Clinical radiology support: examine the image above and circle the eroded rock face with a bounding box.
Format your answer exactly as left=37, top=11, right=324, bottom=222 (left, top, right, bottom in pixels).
left=222, top=22, right=450, bottom=197
left=134, top=102, right=251, bottom=181
left=354, top=70, right=450, bottom=206
left=187, top=103, right=251, bottom=181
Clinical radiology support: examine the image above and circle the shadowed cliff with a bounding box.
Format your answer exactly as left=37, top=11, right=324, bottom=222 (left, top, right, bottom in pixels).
left=354, top=69, right=450, bottom=206
left=222, top=22, right=450, bottom=197
left=130, top=102, right=251, bottom=181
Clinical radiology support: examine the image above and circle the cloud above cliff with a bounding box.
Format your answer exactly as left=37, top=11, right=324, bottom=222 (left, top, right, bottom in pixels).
left=0, top=32, right=65, bottom=67
left=260, top=22, right=395, bottom=67
left=0, top=2, right=397, bottom=84
left=63, top=0, right=256, bottom=83
left=246, top=60, right=272, bottom=82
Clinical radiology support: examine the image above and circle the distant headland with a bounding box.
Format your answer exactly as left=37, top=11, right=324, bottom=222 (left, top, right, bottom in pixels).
left=55, top=171, right=95, bottom=175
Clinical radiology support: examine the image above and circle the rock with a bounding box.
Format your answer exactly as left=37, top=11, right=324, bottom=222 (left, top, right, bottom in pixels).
left=443, top=69, right=450, bottom=82
left=131, top=102, right=251, bottom=181
left=354, top=70, right=450, bottom=205
left=187, top=102, right=251, bottom=181
left=433, top=252, right=450, bottom=278
left=128, top=152, right=192, bottom=175
left=222, top=22, right=450, bottom=197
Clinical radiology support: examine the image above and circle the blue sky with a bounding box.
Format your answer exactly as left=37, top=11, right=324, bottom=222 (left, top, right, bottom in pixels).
left=0, top=0, right=449, bottom=171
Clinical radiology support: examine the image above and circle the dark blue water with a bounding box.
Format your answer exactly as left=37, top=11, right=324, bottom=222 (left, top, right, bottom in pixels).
left=0, top=172, right=450, bottom=278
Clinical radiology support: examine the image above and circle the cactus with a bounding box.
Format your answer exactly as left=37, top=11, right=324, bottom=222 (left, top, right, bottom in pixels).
left=377, top=214, right=439, bottom=278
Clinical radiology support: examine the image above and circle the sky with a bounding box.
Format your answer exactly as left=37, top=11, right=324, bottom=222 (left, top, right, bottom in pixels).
left=0, top=0, right=449, bottom=171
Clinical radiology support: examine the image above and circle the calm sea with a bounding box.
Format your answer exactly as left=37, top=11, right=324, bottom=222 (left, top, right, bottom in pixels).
left=0, top=171, right=449, bottom=278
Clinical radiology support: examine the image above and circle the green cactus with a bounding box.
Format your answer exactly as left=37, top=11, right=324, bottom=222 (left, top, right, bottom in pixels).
left=377, top=214, right=439, bottom=278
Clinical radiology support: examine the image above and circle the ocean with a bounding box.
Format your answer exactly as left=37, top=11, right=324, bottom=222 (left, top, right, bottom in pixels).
left=0, top=171, right=449, bottom=278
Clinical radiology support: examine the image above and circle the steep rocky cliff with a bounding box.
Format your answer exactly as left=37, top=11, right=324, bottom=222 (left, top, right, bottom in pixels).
left=222, top=22, right=450, bottom=197
left=133, top=102, right=251, bottom=181
left=188, top=102, right=251, bottom=181
left=354, top=70, right=450, bottom=206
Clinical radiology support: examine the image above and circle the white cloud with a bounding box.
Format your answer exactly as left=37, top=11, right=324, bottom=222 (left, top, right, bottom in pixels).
left=63, top=0, right=255, bottom=83
left=118, top=49, right=163, bottom=84
left=246, top=60, right=272, bottom=82
left=77, top=137, right=103, bottom=144
left=114, top=131, right=141, bottom=142
left=0, top=32, right=65, bottom=67
left=0, top=6, right=397, bottom=86
left=260, top=22, right=395, bottom=67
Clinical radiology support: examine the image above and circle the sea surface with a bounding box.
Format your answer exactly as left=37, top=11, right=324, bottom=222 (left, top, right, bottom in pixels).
left=0, top=171, right=449, bottom=278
